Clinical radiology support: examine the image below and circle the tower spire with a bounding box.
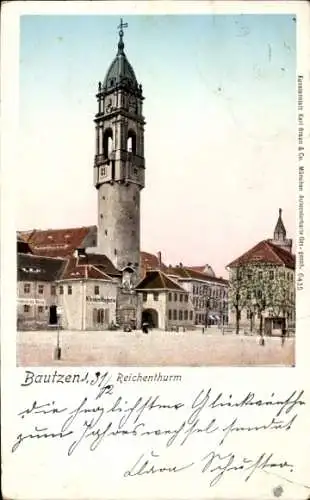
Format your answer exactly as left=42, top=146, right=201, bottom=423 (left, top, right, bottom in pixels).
left=117, top=18, right=128, bottom=55
left=274, top=207, right=286, bottom=240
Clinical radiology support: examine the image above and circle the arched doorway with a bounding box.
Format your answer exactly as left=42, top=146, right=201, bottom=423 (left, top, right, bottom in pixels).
left=142, top=309, right=158, bottom=328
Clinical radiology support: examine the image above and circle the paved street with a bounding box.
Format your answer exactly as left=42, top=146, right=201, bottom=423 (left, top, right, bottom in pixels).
left=17, top=328, right=295, bottom=367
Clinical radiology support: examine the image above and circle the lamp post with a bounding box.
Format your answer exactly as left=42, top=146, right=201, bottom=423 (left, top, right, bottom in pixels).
left=52, top=306, right=62, bottom=361
left=220, top=296, right=226, bottom=334
left=204, top=287, right=211, bottom=329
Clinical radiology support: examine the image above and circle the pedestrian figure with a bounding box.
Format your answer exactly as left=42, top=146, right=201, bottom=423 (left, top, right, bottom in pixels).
left=142, top=322, right=149, bottom=334
left=281, top=327, right=286, bottom=347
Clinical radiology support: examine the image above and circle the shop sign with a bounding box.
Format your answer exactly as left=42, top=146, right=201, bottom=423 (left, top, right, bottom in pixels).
left=86, top=296, right=116, bottom=303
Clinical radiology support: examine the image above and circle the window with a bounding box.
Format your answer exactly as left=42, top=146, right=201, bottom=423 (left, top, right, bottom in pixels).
left=190, top=311, right=193, bottom=321
left=59, top=285, right=64, bottom=295
left=168, top=310, right=172, bottom=320
left=127, top=130, right=137, bottom=154
left=68, top=285, right=72, bottom=295
left=24, top=283, right=30, bottom=294
left=38, top=285, right=44, bottom=294
left=143, top=292, right=147, bottom=302
left=257, top=290, right=262, bottom=299
left=51, top=285, right=56, bottom=296
left=23, top=304, right=30, bottom=313
left=38, top=306, right=44, bottom=314
left=173, top=310, right=177, bottom=320
left=247, top=291, right=251, bottom=299
left=93, top=308, right=98, bottom=325
left=180, top=294, right=183, bottom=302
left=185, top=294, right=188, bottom=302
left=246, top=310, right=251, bottom=319
left=168, top=293, right=172, bottom=301
left=153, top=292, right=159, bottom=301
left=269, top=270, right=274, bottom=280
left=94, top=285, right=100, bottom=295
left=258, top=271, right=263, bottom=280
left=95, top=309, right=108, bottom=324
left=100, top=167, right=106, bottom=177
left=184, top=310, right=188, bottom=320
left=174, top=293, right=177, bottom=301
left=179, top=310, right=183, bottom=320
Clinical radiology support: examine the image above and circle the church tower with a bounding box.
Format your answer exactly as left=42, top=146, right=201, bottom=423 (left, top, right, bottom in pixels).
left=93, top=20, right=145, bottom=282
left=271, top=208, right=293, bottom=253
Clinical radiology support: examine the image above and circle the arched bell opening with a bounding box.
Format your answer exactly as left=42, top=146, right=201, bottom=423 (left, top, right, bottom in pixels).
left=103, top=129, right=113, bottom=158
left=127, top=130, right=136, bottom=154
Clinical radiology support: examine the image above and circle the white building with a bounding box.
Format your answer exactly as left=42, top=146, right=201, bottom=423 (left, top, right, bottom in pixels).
left=135, top=270, right=195, bottom=330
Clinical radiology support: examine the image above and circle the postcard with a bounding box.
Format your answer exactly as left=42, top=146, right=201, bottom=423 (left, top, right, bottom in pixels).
left=1, top=1, right=310, bottom=499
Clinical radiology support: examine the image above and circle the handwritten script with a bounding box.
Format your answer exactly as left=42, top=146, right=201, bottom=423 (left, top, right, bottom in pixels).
left=13, top=370, right=308, bottom=488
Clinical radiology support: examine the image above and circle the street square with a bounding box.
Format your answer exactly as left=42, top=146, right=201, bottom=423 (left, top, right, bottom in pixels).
left=17, top=328, right=295, bottom=367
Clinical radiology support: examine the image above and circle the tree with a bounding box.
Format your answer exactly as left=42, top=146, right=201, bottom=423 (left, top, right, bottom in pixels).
left=228, top=266, right=249, bottom=334
left=240, top=264, right=294, bottom=336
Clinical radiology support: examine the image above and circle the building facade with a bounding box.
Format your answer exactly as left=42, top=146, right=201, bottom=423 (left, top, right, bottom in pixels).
left=17, top=252, right=65, bottom=330
left=166, top=265, right=228, bottom=326
left=227, top=209, right=295, bottom=335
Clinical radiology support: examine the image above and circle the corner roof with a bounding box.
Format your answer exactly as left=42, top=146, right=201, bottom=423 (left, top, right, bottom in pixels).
left=135, top=270, right=185, bottom=292
left=227, top=240, right=295, bottom=270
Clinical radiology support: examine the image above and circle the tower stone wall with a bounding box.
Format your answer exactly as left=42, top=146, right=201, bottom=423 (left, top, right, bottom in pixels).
left=97, top=182, right=140, bottom=271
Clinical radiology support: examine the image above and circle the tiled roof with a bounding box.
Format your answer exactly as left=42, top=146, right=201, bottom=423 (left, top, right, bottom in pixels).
left=140, top=251, right=167, bottom=272
left=167, top=266, right=228, bottom=285
left=19, top=226, right=97, bottom=257
left=60, top=256, right=114, bottom=281
left=227, top=240, right=295, bottom=270
left=135, top=270, right=184, bottom=291
left=75, top=252, right=122, bottom=277
left=187, top=266, right=206, bottom=273
left=18, top=253, right=66, bottom=282
left=187, top=264, right=215, bottom=277
left=18, top=229, right=166, bottom=274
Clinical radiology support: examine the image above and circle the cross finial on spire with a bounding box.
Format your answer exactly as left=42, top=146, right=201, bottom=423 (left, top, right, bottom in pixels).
left=117, top=18, right=128, bottom=54
left=118, top=18, right=128, bottom=37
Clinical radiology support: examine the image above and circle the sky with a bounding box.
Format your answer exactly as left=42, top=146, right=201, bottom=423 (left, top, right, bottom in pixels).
left=18, top=13, right=296, bottom=277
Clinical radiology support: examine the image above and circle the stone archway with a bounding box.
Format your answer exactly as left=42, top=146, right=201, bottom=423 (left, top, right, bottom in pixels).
left=142, top=308, right=159, bottom=329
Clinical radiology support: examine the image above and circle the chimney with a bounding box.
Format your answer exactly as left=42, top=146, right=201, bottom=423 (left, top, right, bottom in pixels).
left=157, top=251, right=162, bottom=270
left=179, top=262, right=183, bottom=268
